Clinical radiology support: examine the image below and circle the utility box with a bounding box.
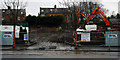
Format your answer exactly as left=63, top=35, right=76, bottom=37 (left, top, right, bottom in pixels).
left=15, top=26, right=29, bottom=39
left=15, top=26, right=29, bottom=44
left=105, top=31, right=120, bottom=46
left=1, top=25, right=13, bottom=45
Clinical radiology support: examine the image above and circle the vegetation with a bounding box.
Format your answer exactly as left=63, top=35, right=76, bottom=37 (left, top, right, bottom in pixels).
left=25, top=15, right=64, bottom=27
left=58, top=0, right=108, bottom=28
left=108, top=13, right=120, bottom=19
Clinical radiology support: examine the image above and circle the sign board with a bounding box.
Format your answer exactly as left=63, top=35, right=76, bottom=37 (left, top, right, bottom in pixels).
left=85, top=25, right=97, bottom=31
left=24, top=34, right=28, bottom=41
left=81, top=33, right=90, bottom=42
left=77, top=32, right=81, bottom=34
left=108, top=34, right=117, bottom=38
left=15, top=26, right=20, bottom=38
left=2, top=25, right=13, bottom=32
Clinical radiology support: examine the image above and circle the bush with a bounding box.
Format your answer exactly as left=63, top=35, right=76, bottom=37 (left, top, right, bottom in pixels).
left=25, top=15, right=64, bottom=27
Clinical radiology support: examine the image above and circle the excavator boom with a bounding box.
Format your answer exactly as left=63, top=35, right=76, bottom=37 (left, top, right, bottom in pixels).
left=83, top=6, right=110, bottom=26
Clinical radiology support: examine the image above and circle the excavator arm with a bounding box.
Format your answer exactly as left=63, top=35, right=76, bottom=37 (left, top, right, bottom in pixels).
left=85, top=7, right=99, bottom=23
left=78, top=10, right=88, bottom=23
left=97, top=11, right=110, bottom=26
left=83, top=6, right=110, bottom=26
left=81, top=13, right=88, bottom=21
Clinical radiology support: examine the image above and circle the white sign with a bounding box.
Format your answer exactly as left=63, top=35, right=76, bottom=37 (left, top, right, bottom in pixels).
left=85, top=25, right=97, bottom=31
left=15, top=26, right=20, bottom=38
left=81, top=33, right=90, bottom=42
left=77, top=32, right=81, bottom=34
left=2, top=25, right=13, bottom=32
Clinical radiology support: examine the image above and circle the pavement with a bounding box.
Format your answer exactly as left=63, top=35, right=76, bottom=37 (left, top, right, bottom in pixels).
left=1, top=41, right=37, bottom=51
left=25, top=46, right=120, bottom=52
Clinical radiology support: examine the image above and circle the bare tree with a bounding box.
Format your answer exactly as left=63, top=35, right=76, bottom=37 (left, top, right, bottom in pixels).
left=58, top=0, right=108, bottom=28
left=1, top=0, right=27, bottom=22
left=1, top=0, right=27, bottom=9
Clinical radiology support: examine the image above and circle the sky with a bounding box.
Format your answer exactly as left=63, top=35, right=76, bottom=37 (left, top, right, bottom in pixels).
left=1, top=0, right=120, bottom=16
left=25, top=0, right=120, bottom=16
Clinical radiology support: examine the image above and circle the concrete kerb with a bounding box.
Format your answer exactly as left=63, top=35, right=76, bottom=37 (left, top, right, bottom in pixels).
left=21, top=47, right=120, bottom=52
left=2, top=48, right=120, bottom=52
left=2, top=45, right=120, bottom=52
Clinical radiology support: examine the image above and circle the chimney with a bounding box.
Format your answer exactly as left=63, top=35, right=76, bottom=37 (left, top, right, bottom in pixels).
left=54, top=5, right=56, bottom=8
left=7, top=6, right=11, bottom=10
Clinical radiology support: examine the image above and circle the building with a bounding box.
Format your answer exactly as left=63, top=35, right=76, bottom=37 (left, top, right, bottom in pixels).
left=118, top=1, right=120, bottom=14
left=1, top=6, right=26, bottom=23
left=38, top=5, right=72, bottom=23
left=109, top=18, right=120, bottom=31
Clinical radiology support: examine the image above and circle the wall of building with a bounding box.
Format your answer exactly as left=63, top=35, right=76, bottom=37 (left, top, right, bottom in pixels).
left=2, top=14, right=26, bottom=23
left=1, top=9, right=26, bottom=23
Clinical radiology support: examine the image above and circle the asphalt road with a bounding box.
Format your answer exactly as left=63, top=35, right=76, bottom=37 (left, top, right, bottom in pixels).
left=1, top=50, right=120, bottom=58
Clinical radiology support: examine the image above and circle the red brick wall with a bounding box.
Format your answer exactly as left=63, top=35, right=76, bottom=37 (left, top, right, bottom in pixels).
left=2, top=13, right=26, bottom=23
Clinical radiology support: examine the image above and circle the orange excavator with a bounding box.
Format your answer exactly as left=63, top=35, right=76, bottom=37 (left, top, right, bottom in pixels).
left=73, top=7, right=111, bottom=48
left=78, top=6, right=110, bottom=26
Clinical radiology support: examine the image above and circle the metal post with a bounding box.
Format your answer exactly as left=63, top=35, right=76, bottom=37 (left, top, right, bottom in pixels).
left=13, top=29, right=15, bottom=48
left=13, top=9, right=16, bottom=48
left=108, top=31, right=111, bottom=51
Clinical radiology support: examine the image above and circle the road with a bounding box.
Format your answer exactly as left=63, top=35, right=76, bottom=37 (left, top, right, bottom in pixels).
left=2, top=50, right=120, bottom=58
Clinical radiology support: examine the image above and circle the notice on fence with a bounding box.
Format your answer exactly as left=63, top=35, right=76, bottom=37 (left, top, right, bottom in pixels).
left=24, top=34, right=28, bottom=41
left=81, top=33, right=90, bottom=42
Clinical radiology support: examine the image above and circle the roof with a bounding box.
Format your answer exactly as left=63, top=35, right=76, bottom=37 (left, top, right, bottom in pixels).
left=40, top=8, right=72, bottom=14
left=109, top=18, right=120, bottom=25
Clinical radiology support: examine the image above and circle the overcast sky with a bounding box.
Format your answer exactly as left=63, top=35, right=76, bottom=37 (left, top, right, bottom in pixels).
left=25, top=0, right=120, bottom=16
left=1, top=0, right=120, bottom=16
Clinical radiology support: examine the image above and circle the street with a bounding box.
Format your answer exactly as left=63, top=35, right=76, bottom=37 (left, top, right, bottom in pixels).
left=2, top=50, right=120, bottom=58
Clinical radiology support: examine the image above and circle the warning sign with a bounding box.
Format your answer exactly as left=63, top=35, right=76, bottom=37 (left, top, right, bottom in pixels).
left=24, top=34, right=28, bottom=41
left=81, top=33, right=90, bottom=42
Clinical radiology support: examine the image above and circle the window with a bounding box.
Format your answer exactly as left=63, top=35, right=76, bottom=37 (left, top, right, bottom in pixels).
left=41, top=10, right=44, bottom=12
left=1, top=16, right=4, bottom=20
left=68, top=10, right=70, bottom=12
left=55, top=9, right=57, bottom=12
left=2, top=10, right=5, bottom=13
left=18, top=16, right=20, bottom=21
left=50, top=15, right=54, bottom=16
left=6, top=10, right=10, bottom=14
left=50, top=9, right=53, bottom=12
left=41, top=14, right=45, bottom=16
left=21, top=12, right=24, bottom=14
